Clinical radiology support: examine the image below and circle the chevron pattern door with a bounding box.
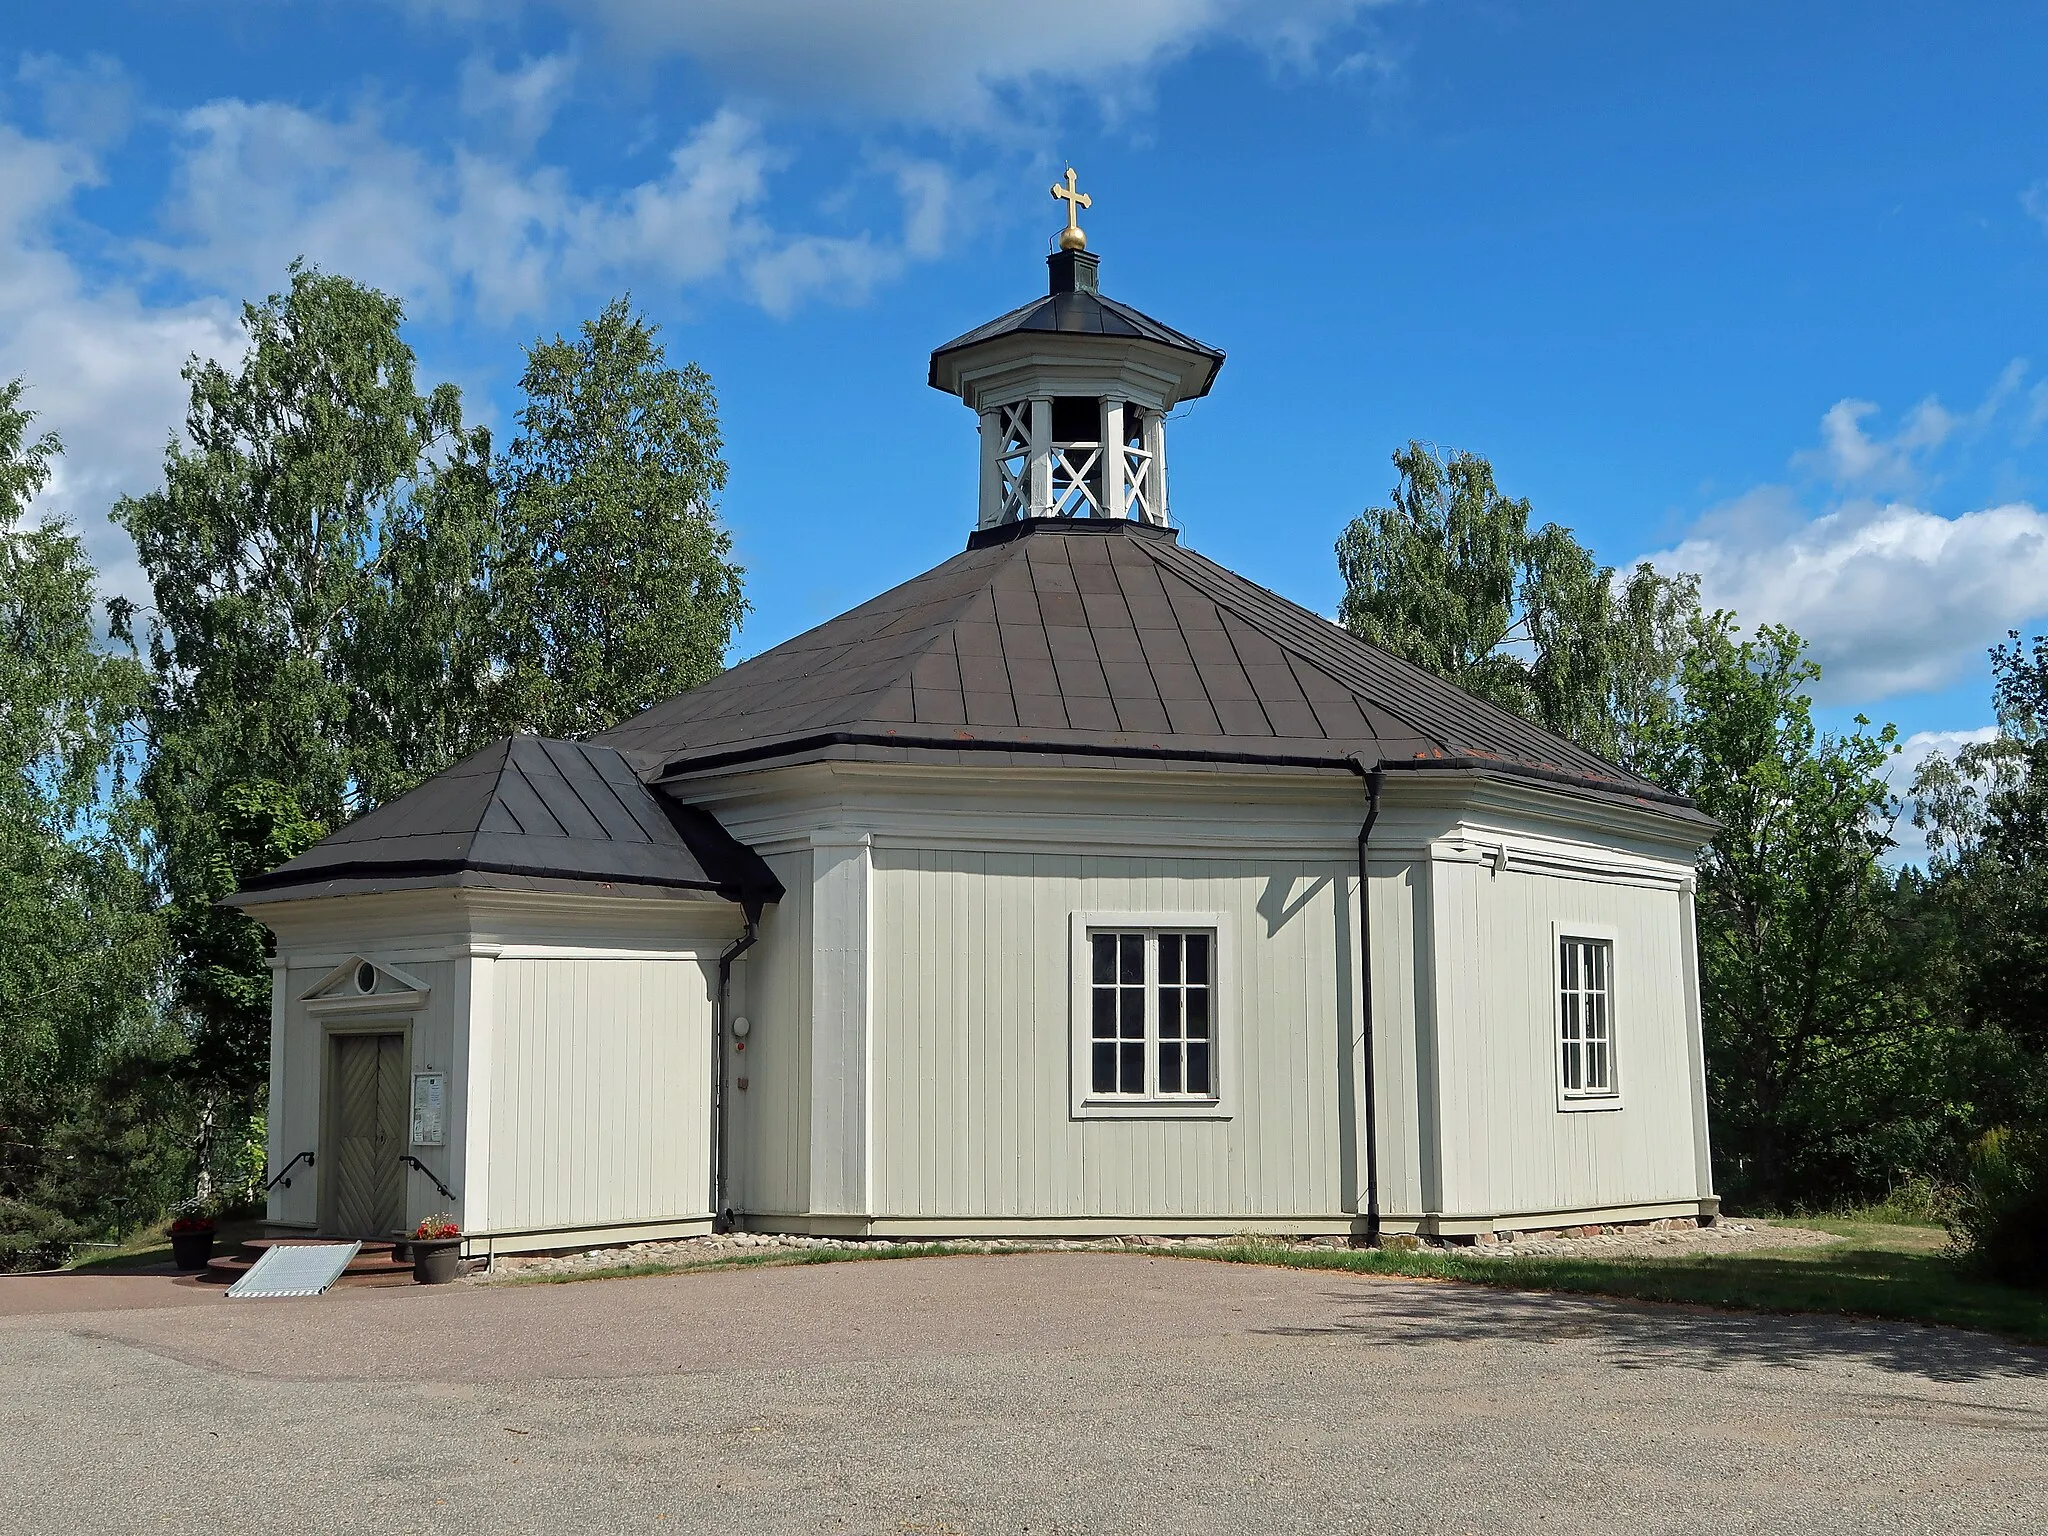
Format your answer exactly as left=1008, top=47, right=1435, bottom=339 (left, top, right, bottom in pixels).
left=329, top=1033, right=407, bottom=1237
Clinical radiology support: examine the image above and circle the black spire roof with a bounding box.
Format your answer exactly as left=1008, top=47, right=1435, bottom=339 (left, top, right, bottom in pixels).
left=927, top=248, right=1224, bottom=400
left=596, top=519, right=1703, bottom=819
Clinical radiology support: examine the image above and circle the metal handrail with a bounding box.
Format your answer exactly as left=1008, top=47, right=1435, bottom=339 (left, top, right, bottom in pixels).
left=399, top=1154, right=458, bottom=1204
left=263, top=1150, right=314, bottom=1193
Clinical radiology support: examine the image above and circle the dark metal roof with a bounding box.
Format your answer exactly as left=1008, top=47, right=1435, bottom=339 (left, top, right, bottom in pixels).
left=596, top=519, right=1704, bottom=820
left=927, top=290, right=1225, bottom=399
left=232, top=736, right=784, bottom=908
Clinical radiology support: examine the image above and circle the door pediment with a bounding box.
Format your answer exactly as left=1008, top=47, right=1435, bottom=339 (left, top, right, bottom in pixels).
left=302, top=955, right=430, bottom=1014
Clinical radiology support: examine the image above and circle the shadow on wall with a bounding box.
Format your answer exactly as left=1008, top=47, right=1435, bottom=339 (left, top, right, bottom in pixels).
left=1258, top=872, right=1332, bottom=938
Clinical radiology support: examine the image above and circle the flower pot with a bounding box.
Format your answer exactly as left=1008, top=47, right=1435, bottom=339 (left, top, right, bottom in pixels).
left=169, top=1229, right=215, bottom=1269
left=412, top=1239, right=462, bottom=1284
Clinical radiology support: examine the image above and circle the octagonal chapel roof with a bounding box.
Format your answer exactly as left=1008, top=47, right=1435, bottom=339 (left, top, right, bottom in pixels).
left=597, top=518, right=1703, bottom=822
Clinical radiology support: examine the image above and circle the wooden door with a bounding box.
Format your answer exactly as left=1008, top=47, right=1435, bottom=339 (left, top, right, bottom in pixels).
left=329, top=1032, right=407, bottom=1236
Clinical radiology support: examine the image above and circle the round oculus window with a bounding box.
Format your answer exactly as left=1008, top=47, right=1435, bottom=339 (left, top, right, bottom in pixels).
left=354, top=962, right=376, bottom=994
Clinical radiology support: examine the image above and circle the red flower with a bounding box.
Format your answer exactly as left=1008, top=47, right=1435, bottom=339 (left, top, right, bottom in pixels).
left=169, top=1215, right=215, bottom=1235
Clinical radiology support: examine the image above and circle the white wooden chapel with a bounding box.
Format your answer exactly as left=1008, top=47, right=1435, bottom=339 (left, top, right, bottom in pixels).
left=235, top=174, right=1719, bottom=1256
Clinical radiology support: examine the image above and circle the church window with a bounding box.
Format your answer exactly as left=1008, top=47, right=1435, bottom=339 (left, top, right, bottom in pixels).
left=1078, top=924, right=1223, bottom=1111
left=1558, top=936, right=1616, bottom=1100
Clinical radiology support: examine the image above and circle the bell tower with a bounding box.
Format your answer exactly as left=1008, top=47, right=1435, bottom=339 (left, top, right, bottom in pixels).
left=928, top=169, right=1225, bottom=532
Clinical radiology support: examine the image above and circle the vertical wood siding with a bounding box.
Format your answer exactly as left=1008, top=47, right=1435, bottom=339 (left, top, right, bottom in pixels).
left=1427, top=859, right=1704, bottom=1218
left=868, top=849, right=1365, bottom=1221
left=269, top=958, right=459, bottom=1233
left=728, top=850, right=813, bottom=1216
left=485, top=957, right=714, bottom=1232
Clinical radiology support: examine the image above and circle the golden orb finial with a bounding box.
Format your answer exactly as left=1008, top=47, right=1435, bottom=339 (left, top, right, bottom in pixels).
left=1051, top=166, right=1091, bottom=252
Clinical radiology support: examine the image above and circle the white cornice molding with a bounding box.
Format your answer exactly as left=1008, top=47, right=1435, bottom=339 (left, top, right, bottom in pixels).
left=810, top=827, right=874, bottom=850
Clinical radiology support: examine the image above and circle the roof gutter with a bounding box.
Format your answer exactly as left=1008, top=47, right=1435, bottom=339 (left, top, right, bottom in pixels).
left=1346, top=753, right=1386, bottom=1247
left=652, top=730, right=1700, bottom=815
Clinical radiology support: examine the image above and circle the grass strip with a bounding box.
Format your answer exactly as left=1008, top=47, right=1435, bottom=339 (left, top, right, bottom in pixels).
left=497, top=1242, right=980, bottom=1284
left=492, top=1224, right=2048, bottom=1347
left=1195, top=1227, right=2048, bottom=1346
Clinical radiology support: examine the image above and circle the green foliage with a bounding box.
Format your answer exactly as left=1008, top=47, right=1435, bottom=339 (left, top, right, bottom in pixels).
left=114, top=278, right=746, bottom=1096
left=0, top=378, right=179, bottom=1269
left=1913, top=633, right=2048, bottom=1098
left=494, top=297, right=746, bottom=738
left=173, top=782, right=328, bottom=1093
left=4, top=279, right=749, bottom=1257
left=1335, top=441, right=1697, bottom=768
left=1951, top=1128, right=2048, bottom=1289
left=113, top=266, right=491, bottom=1093
left=0, top=1040, right=195, bottom=1270
left=1638, top=615, right=1944, bottom=1207
left=1841, top=1175, right=1954, bottom=1228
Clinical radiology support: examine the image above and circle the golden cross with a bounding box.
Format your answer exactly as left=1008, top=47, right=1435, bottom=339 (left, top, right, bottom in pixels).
left=1051, top=166, right=1091, bottom=251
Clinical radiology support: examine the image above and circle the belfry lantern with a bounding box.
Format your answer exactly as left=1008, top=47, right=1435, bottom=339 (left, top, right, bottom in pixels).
left=927, top=168, right=1225, bottom=531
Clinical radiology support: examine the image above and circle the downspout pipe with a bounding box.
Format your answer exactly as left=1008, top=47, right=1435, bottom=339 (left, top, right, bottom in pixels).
left=711, top=905, right=761, bottom=1232
left=1345, top=754, right=1386, bottom=1246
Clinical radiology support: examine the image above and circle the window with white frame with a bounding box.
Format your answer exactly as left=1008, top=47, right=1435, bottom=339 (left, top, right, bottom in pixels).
left=1087, top=929, right=1217, bottom=1102
left=1557, top=936, right=1615, bottom=1098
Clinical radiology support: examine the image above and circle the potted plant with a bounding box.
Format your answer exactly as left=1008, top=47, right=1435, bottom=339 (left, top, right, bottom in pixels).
left=168, top=1209, right=216, bottom=1270
left=411, top=1214, right=462, bottom=1284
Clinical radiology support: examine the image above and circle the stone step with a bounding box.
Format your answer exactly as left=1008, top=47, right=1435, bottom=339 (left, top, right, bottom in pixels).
left=240, top=1236, right=402, bottom=1262
left=200, top=1240, right=417, bottom=1287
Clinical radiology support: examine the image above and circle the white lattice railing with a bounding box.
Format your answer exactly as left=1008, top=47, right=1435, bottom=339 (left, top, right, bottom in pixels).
left=1049, top=442, right=1105, bottom=516
left=1121, top=444, right=1153, bottom=520
left=986, top=402, right=1160, bottom=523
left=994, top=401, right=1031, bottom=520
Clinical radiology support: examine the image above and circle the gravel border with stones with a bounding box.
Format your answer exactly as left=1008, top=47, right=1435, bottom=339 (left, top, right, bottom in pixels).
left=1454, top=1220, right=1841, bottom=1261
left=471, top=1220, right=1841, bottom=1281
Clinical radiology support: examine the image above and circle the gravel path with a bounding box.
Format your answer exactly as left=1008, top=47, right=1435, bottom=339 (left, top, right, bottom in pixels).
left=1461, top=1219, right=1845, bottom=1260
left=2, top=1252, right=2041, bottom=1534
left=480, top=1218, right=1845, bottom=1281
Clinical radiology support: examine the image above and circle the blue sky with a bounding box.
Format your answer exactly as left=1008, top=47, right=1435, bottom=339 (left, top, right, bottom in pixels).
left=6, top=2, right=2048, bottom=818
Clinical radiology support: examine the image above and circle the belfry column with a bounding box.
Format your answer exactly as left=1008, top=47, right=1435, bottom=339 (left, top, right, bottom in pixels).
left=977, top=407, right=1002, bottom=529
left=1027, top=397, right=1054, bottom=518
left=1141, top=408, right=1168, bottom=524
left=1101, top=397, right=1127, bottom=519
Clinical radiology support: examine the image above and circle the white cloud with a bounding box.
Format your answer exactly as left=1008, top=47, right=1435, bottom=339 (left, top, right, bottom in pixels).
left=416, top=0, right=1392, bottom=124
left=1792, top=397, right=1950, bottom=490
left=1897, top=726, right=2002, bottom=771
left=141, top=97, right=949, bottom=324
left=1644, top=486, right=2048, bottom=703
left=1790, top=364, right=2025, bottom=492
left=15, top=52, right=132, bottom=149
left=2023, top=178, right=2048, bottom=235
left=1884, top=726, right=2002, bottom=866
left=0, top=54, right=974, bottom=612
left=0, top=120, right=240, bottom=609
left=458, top=51, right=576, bottom=152
left=1641, top=373, right=2048, bottom=704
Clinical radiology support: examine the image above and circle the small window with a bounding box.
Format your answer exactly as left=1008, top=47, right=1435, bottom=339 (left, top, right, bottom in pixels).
left=1087, top=930, right=1215, bottom=1102
left=1558, top=936, right=1615, bottom=1098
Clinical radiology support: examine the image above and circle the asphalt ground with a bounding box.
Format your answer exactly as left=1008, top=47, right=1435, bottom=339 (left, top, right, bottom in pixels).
left=2, top=1253, right=2044, bottom=1533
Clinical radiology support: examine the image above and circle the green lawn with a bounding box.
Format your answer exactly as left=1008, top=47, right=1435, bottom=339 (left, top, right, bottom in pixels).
left=503, top=1221, right=2048, bottom=1347
left=1196, top=1220, right=2048, bottom=1346
left=63, top=1215, right=266, bottom=1272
